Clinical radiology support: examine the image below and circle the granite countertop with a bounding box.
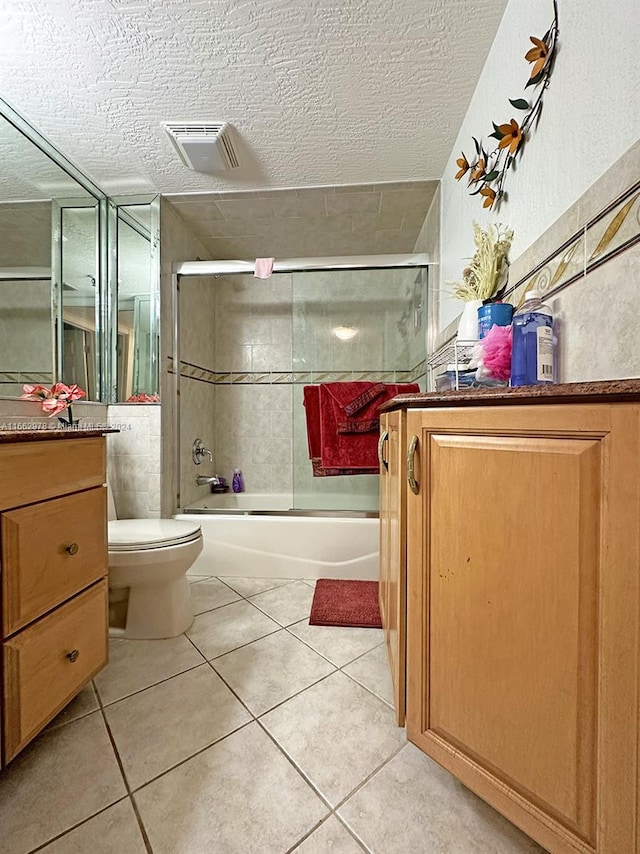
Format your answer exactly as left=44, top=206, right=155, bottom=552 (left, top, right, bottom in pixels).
left=380, top=378, right=640, bottom=411
left=0, top=428, right=119, bottom=443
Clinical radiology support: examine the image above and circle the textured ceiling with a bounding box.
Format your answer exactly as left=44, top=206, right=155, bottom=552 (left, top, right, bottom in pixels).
left=1, top=0, right=508, bottom=195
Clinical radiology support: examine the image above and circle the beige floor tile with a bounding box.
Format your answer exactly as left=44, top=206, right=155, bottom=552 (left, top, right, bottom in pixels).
left=213, top=630, right=335, bottom=715
left=249, top=580, right=315, bottom=626
left=338, top=743, right=546, bottom=853
left=94, top=635, right=205, bottom=706
left=289, top=620, right=384, bottom=667
left=135, top=722, right=329, bottom=854
left=187, top=573, right=214, bottom=583
left=46, top=683, right=99, bottom=730
left=186, top=599, right=280, bottom=660
left=343, top=643, right=394, bottom=707
left=189, top=577, right=241, bottom=614
left=301, top=578, right=317, bottom=588
left=105, top=664, right=251, bottom=789
left=261, top=671, right=404, bottom=806
left=0, top=712, right=126, bottom=854
left=292, top=816, right=365, bottom=853
left=38, top=799, right=146, bottom=853
left=220, top=576, right=294, bottom=597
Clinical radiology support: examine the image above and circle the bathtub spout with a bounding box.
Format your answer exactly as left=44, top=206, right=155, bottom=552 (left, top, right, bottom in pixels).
left=195, top=474, right=229, bottom=492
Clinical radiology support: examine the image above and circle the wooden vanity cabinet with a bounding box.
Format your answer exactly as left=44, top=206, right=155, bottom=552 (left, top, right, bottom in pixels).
left=403, top=401, right=640, bottom=854
left=378, top=410, right=407, bottom=726
left=0, top=436, right=109, bottom=766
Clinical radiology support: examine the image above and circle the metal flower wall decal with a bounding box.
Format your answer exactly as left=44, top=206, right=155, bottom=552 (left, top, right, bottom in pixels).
left=455, top=0, right=559, bottom=210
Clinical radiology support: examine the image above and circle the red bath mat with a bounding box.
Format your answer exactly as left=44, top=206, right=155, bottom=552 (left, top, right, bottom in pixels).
left=309, top=579, right=382, bottom=628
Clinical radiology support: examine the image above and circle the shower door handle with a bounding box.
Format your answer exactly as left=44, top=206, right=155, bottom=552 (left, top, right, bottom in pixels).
left=407, top=435, right=419, bottom=495
left=378, top=430, right=389, bottom=471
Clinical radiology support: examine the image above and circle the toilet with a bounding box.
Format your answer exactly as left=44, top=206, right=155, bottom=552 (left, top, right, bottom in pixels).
left=107, top=487, right=203, bottom=639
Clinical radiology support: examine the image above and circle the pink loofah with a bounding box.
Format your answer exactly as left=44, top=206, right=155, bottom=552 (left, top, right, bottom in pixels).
left=476, top=323, right=512, bottom=381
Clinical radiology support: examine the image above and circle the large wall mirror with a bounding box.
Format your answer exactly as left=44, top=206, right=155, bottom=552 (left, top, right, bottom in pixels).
left=0, top=100, right=160, bottom=403
left=0, top=101, right=103, bottom=399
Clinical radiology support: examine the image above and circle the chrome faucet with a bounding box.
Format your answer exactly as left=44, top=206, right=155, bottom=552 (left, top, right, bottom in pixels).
left=195, top=474, right=229, bottom=491
left=195, top=474, right=224, bottom=487
left=192, top=438, right=213, bottom=465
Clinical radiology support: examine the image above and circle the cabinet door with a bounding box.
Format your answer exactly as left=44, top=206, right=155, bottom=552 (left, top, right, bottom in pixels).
left=379, top=410, right=406, bottom=726
left=406, top=404, right=640, bottom=854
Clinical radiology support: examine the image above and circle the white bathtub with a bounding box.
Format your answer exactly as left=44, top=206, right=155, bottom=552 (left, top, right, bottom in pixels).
left=177, top=494, right=379, bottom=580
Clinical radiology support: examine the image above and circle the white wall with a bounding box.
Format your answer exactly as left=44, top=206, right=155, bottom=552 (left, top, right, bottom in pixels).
left=439, top=0, right=640, bottom=331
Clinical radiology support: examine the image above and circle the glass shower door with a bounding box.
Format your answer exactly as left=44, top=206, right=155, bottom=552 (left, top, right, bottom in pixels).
left=291, top=266, right=427, bottom=513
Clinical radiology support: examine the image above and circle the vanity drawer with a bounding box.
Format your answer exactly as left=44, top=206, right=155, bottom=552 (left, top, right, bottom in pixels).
left=2, top=486, right=107, bottom=635
left=0, top=438, right=105, bottom=511
left=3, top=580, right=108, bottom=763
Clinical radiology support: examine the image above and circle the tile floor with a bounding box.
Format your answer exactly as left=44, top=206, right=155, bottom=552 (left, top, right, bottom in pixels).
left=0, top=575, right=546, bottom=854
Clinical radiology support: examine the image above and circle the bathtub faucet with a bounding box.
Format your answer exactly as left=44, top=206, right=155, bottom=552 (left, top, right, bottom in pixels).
left=195, top=474, right=229, bottom=492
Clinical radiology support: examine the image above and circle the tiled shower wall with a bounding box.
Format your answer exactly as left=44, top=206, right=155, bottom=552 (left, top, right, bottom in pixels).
left=159, top=198, right=213, bottom=515
left=179, top=277, right=217, bottom=508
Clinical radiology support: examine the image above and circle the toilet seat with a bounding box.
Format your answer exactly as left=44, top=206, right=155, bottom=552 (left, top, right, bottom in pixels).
left=109, top=519, right=202, bottom=551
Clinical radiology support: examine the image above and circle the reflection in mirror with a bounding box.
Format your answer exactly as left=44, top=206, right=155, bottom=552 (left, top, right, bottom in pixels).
left=116, top=200, right=160, bottom=401
left=59, top=204, right=100, bottom=400
left=0, top=100, right=102, bottom=399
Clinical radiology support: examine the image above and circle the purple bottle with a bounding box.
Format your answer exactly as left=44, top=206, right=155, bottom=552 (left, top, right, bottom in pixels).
left=232, top=469, right=245, bottom=493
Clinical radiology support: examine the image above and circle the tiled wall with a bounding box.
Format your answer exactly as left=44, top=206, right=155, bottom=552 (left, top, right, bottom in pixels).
left=429, top=139, right=640, bottom=387
left=107, top=404, right=161, bottom=519
left=179, top=277, right=217, bottom=508
left=159, top=197, right=213, bottom=515
left=503, top=138, right=640, bottom=382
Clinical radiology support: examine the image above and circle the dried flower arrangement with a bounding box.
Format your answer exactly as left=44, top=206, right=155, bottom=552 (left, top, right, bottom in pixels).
left=455, top=0, right=559, bottom=210
left=448, top=222, right=514, bottom=302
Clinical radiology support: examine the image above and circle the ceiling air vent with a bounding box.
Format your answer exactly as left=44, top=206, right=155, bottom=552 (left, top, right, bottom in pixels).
left=164, top=123, right=239, bottom=172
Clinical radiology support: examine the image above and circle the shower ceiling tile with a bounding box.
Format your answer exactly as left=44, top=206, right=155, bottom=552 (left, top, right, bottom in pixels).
left=170, top=180, right=437, bottom=259
left=325, top=192, right=382, bottom=216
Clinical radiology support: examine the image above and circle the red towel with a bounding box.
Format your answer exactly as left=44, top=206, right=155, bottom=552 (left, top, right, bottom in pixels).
left=303, top=381, right=420, bottom=474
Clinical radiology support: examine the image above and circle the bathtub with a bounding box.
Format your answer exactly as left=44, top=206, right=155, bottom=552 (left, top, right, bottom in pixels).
left=177, top=493, right=379, bottom=580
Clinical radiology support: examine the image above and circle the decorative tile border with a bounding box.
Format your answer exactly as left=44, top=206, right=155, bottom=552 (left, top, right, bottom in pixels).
left=173, top=359, right=426, bottom=386
left=506, top=178, right=640, bottom=309
left=0, top=372, right=54, bottom=384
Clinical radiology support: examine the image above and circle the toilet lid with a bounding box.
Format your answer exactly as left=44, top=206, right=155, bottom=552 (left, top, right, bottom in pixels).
left=109, top=519, right=202, bottom=551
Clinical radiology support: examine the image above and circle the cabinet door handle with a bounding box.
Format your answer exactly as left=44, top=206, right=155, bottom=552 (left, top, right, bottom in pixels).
left=66, top=543, right=79, bottom=555
left=407, top=435, right=419, bottom=494
left=378, top=430, right=389, bottom=470
left=66, top=649, right=80, bottom=663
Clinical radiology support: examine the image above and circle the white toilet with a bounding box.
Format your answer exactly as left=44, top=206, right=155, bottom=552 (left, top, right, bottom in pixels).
left=107, top=488, right=203, bottom=640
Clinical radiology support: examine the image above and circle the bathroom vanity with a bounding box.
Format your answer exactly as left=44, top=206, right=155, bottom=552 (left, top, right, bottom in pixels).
left=378, top=380, right=640, bottom=854
left=0, top=430, right=112, bottom=766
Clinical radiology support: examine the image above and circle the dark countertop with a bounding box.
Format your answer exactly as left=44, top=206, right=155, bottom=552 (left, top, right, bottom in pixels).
left=0, top=428, right=119, bottom=443
left=380, top=379, right=640, bottom=412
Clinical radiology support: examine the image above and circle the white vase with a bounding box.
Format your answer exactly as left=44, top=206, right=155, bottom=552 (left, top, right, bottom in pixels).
left=457, top=299, right=483, bottom=341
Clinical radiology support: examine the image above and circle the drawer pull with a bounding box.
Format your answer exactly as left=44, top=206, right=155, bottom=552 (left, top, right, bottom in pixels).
left=66, top=543, right=79, bottom=555
left=66, top=649, right=80, bottom=663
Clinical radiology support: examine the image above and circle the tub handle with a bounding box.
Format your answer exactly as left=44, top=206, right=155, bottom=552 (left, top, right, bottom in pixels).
left=407, top=435, right=419, bottom=495
left=378, top=430, right=389, bottom=471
